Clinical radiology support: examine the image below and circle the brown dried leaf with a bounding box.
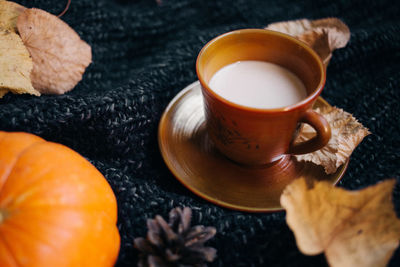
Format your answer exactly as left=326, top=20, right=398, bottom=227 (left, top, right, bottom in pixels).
left=281, top=178, right=400, bottom=267
left=0, top=0, right=25, bottom=32
left=17, top=8, right=92, bottom=94
left=298, top=29, right=332, bottom=66
left=267, top=19, right=313, bottom=37
left=266, top=18, right=350, bottom=67
left=0, top=29, right=39, bottom=96
left=0, top=88, right=8, bottom=98
left=294, top=106, right=370, bottom=174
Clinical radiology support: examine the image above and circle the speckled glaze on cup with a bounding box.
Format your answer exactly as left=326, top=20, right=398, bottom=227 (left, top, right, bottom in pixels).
left=196, top=29, right=331, bottom=165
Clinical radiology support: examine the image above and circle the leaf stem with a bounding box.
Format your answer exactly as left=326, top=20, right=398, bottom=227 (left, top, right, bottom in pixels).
left=58, top=0, right=71, bottom=18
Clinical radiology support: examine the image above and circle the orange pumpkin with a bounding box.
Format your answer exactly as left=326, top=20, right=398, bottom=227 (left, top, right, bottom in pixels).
left=0, top=131, right=120, bottom=267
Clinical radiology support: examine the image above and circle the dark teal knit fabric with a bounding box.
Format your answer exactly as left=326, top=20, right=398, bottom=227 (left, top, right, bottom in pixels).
left=1, top=0, right=399, bottom=266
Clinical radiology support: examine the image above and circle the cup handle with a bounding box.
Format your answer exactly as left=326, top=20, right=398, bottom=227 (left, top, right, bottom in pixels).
left=288, top=109, right=331, bottom=155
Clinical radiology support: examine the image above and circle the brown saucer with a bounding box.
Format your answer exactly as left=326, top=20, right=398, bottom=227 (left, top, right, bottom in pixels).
left=158, top=81, right=349, bottom=212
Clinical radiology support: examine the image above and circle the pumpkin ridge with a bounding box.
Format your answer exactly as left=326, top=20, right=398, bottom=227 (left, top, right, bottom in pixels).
left=2, top=209, right=119, bottom=266
left=7, top=206, right=117, bottom=227
left=0, top=139, right=46, bottom=195
left=5, top=209, right=92, bottom=238
left=0, top=131, right=120, bottom=266
left=1, top=164, right=53, bottom=209
left=0, top=229, right=20, bottom=267
left=1, top=218, right=57, bottom=251
left=0, top=209, right=5, bottom=224
left=1, top=140, right=118, bottom=222
left=13, top=204, right=116, bottom=218
left=9, top=203, right=115, bottom=211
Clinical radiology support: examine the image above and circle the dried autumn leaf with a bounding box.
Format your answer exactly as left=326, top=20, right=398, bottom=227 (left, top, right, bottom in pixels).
left=0, top=88, right=8, bottom=98
left=281, top=178, right=400, bottom=267
left=298, top=29, right=332, bottom=66
left=268, top=19, right=313, bottom=37
left=0, top=29, right=39, bottom=96
left=266, top=18, right=350, bottom=66
left=17, top=8, right=92, bottom=94
left=0, top=0, right=25, bottom=32
left=312, top=18, right=351, bottom=50
left=295, top=106, right=370, bottom=174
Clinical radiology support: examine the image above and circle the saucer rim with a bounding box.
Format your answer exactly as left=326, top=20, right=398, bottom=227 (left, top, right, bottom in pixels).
left=158, top=81, right=349, bottom=212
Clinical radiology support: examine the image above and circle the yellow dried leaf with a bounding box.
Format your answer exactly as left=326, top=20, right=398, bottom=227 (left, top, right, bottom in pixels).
left=266, top=18, right=350, bottom=67
left=0, top=0, right=25, bottom=32
left=281, top=178, right=400, bottom=267
left=17, top=8, right=92, bottom=94
left=0, top=29, right=39, bottom=96
left=294, top=106, right=370, bottom=174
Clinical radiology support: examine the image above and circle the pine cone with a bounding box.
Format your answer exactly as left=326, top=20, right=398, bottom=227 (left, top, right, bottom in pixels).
left=134, top=207, right=217, bottom=267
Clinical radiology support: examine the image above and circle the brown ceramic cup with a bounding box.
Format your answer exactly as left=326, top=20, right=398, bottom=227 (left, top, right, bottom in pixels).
left=196, top=29, right=331, bottom=166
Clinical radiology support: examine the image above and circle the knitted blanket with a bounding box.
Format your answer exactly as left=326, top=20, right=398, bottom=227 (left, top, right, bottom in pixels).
left=1, top=0, right=399, bottom=266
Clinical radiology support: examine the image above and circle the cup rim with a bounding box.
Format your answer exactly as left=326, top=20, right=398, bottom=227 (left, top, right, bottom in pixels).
left=196, top=28, right=326, bottom=113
